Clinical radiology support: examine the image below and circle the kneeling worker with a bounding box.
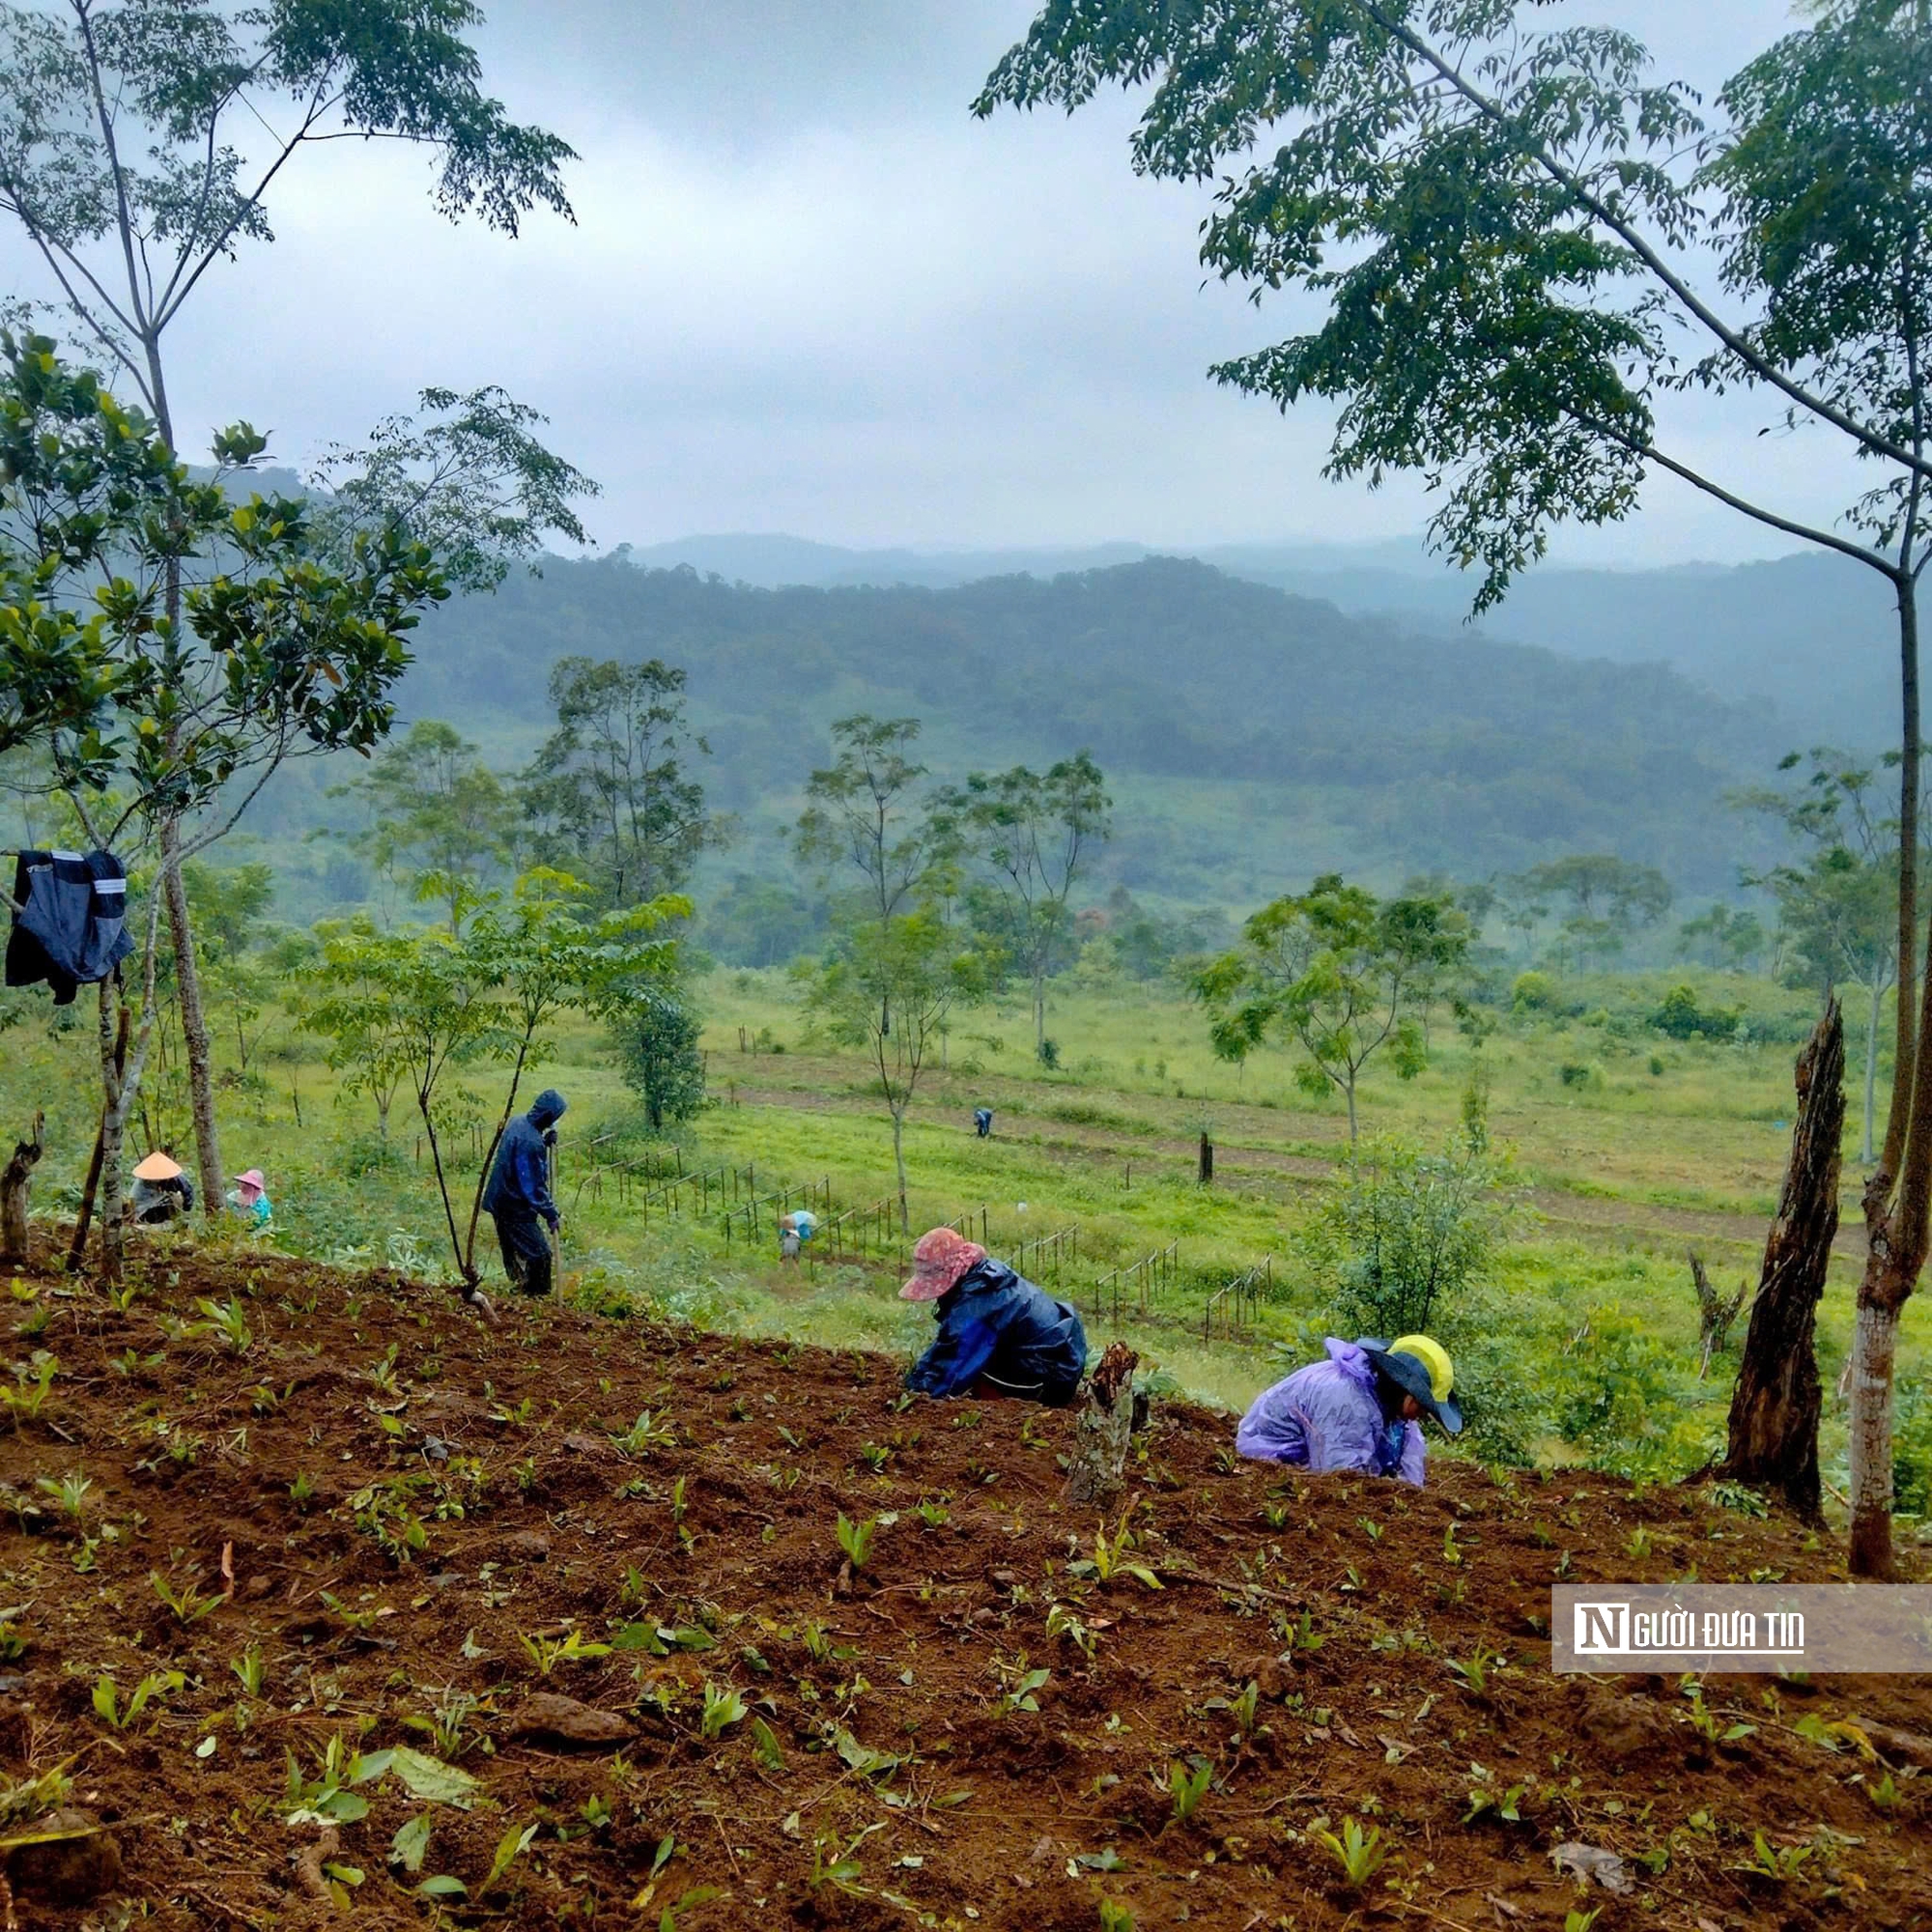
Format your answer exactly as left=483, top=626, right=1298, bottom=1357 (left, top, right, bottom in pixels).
left=1236, top=1334, right=1462, bottom=1487
left=130, top=1151, right=193, bottom=1224
left=902, top=1227, right=1088, bottom=1406
left=481, top=1089, right=566, bottom=1298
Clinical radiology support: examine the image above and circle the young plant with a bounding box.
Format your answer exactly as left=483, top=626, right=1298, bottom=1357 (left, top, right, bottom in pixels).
left=1068, top=1515, right=1161, bottom=1590
left=1098, top=1903, right=1136, bottom=1932
left=289, top=1471, right=317, bottom=1509
left=151, top=1563, right=221, bottom=1627
left=1463, top=1778, right=1528, bottom=1825
left=92, top=1669, right=185, bottom=1730
left=1867, top=1772, right=1903, bottom=1811
left=614, top=1408, right=675, bottom=1455
left=997, top=1664, right=1051, bottom=1716
left=1205, top=1680, right=1261, bottom=1740
left=914, top=1498, right=951, bottom=1527
left=751, top=1716, right=786, bottom=1770
left=857, top=1441, right=892, bottom=1473
left=403, top=1687, right=489, bottom=1761
left=482, top=1819, right=539, bottom=1893
left=518, top=1628, right=611, bottom=1677
left=231, top=1647, right=268, bottom=1699
left=836, top=1512, right=877, bottom=1573
left=1166, top=1757, right=1211, bottom=1826
left=1356, top=1516, right=1383, bottom=1544
left=1446, top=1646, right=1503, bottom=1697
left=1564, top=1911, right=1603, bottom=1932
left=1, top=1351, right=58, bottom=1426
left=1045, top=1603, right=1097, bottom=1659
left=1313, top=1817, right=1388, bottom=1889
left=1735, top=1831, right=1813, bottom=1884
left=698, top=1681, right=749, bottom=1741
left=194, top=1296, right=254, bottom=1353
left=810, top=1828, right=870, bottom=1895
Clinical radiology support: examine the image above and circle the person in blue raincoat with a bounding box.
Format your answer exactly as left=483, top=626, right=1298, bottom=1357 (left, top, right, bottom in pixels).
left=902, top=1227, right=1088, bottom=1406
left=481, top=1089, right=566, bottom=1298
left=1236, top=1334, right=1463, bottom=1487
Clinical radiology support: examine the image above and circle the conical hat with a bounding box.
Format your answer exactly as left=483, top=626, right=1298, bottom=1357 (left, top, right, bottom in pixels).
left=132, top=1151, right=183, bottom=1182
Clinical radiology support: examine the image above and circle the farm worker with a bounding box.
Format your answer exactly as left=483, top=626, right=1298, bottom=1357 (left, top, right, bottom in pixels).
left=779, top=1217, right=802, bottom=1264
left=481, top=1089, right=566, bottom=1298
left=974, top=1107, right=994, bottom=1138
left=791, top=1208, right=818, bottom=1242
left=225, top=1168, right=272, bottom=1229
left=129, top=1151, right=193, bottom=1225
left=902, top=1227, right=1088, bottom=1407
left=1235, top=1334, right=1462, bottom=1487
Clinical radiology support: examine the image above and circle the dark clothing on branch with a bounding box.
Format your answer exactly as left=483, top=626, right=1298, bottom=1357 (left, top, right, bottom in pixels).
left=483, top=1090, right=566, bottom=1298
left=5, top=849, right=132, bottom=1004
left=906, top=1259, right=1088, bottom=1406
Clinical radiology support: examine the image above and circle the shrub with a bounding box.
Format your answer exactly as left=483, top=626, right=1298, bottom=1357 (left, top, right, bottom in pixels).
left=1557, top=1062, right=1604, bottom=1091
left=1651, top=984, right=1741, bottom=1042
left=1894, top=1381, right=1932, bottom=1516
left=616, top=990, right=707, bottom=1131
left=1555, top=1306, right=1698, bottom=1477
left=1511, top=971, right=1556, bottom=1012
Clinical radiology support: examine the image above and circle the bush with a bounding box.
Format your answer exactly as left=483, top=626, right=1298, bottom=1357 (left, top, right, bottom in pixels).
left=1511, top=971, right=1556, bottom=1012
left=1651, top=983, right=1741, bottom=1041
left=1895, top=1381, right=1932, bottom=1517
left=1555, top=1306, right=1700, bottom=1477
left=616, top=992, right=707, bottom=1131
left=1557, top=1061, right=1604, bottom=1091
left=341, top=1132, right=410, bottom=1179
left=1303, top=1134, right=1517, bottom=1341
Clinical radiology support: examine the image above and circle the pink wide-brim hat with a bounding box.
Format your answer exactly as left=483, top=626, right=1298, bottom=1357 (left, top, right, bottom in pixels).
left=232, top=1169, right=267, bottom=1193
left=900, top=1227, right=986, bottom=1301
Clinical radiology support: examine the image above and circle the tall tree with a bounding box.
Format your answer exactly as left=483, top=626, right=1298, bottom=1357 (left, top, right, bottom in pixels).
left=0, top=0, right=582, bottom=1231
left=520, top=657, right=718, bottom=907
left=947, top=751, right=1111, bottom=1057
left=1739, top=749, right=1904, bottom=1166
left=1521, top=854, right=1672, bottom=967
left=1197, top=875, right=1469, bottom=1142
left=977, top=0, right=1932, bottom=1573
left=1, top=336, right=441, bottom=1277
left=327, top=720, right=518, bottom=930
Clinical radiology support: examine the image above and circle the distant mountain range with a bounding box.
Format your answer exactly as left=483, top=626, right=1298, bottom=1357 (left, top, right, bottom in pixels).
left=625, top=533, right=1894, bottom=751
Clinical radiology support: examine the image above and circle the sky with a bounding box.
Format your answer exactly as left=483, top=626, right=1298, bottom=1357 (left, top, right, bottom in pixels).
left=0, top=1, right=1850, bottom=567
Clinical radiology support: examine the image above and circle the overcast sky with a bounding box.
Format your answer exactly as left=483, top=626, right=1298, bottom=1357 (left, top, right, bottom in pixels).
left=2, top=1, right=1845, bottom=566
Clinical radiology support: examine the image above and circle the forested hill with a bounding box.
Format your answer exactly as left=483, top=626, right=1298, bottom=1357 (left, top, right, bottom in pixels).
left=397, top=554, right=1784, bottom=898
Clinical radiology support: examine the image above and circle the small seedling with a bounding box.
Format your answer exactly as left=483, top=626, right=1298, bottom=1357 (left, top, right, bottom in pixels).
left=1098, top=1900, right=1135, bottom=1932
left=914, top=1498, right=951, bottom=1527
left=231, top=1646, right=268, bottom=1699
left=92, top=1669, right=184, bottom=1730
left=614, top=1408, right=675, bottom=1455
left=1206, top=1680, right=1261, bottom=1739
left=289, top=1471, right=317, bottom=1509
left=751, top=1716, right=785, bottom=1770
left=518, top=1628, right=611, bottom=1677
left=1045, top=1603, right=1096, bottom=1658
left=1564, top=1910, right=1603, bottom=1932
left=195, top=1296, right=254, bottom=1353
left=482, top=1819, right=538, bottom=1893
left=1463, top=1779, right=1528, bottom=1825
left=1356, top=1516, right=1382, bottom=1545
left=836, top=1513, right=877, bottom=1573
left=1626, top=1525, right=1654, bottom=1559
left=1447, top=1646, right=1502, bottom=1697
left=810, top=1826, right=872, bottom=1895
left=1441, top=1521, right=1462, bottom=1565
left=1166, top=1758, right=1211, bottom=1825
left=1313, top=1817, right=1387, bottom=1889
left=1736, top=1830, right=1812, bottom=1883
left=1867, top=1772, right=1903, bottom=1810
left=35, top=1472, right=91, bottom=1519
left=997, top=1665, right=1051, bottom=1716
left=1068, top=1515, right=1161, bottom=1590
left=152, top=1563, right=221, bottom=1627
left=857, top=1442, right=892, bottom=1473
left=403, top=1687, right=489, bottom=1760
left=1, top=1350, right=58, bottom=1425
left=698, top=1681, right=748, bottom=1741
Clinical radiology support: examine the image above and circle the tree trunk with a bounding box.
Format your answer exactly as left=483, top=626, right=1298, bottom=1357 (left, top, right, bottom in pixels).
left=1198, top=1132, right=1213, bottom=1184
left=465, top=1034, right=534, bottom=1278
left=1862, top=977, right=1883, bottom=1168
left=0, top=1112, right=43, bottom=1268
left=1065, top=1341, right=1138, bottom=1507
left=1688, top=1251, right=1747, bottom=1379
left=891, top=1103, right=909, bottom=1236
left=1344, top=1075, right=1358, bottom=1144
left=68, top=991, right=129, bottom=1273
left=1716, top=998, right=1843, bottom=1519
left=1034, top=966, right=1046, bottom=1056
left=161, top=823, right=222, bottom=1220
left=1849, top=1295, right=1905, bottom=1576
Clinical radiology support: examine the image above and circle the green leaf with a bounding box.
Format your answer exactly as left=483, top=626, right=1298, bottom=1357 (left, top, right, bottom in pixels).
left=385, top=1745, right=483, bottom=1808
left=390, top=1813, right=432, bottom=1875
left=483, top=1819, right=538, bottom=1892
left=417, top=1874, right=469, bottom=1900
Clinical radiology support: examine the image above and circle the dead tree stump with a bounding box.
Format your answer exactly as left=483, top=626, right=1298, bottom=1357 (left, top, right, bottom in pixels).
left=1198, top=1133, right=1213, bottom=1185
left=0, top=1112, right=43, bottom=1268
left=1717, top=997, right=1843, bottom=1520
left=1689, top=1251, right=1747, bottom=1378
left=1065, top=1341, right=1139, bottom=1508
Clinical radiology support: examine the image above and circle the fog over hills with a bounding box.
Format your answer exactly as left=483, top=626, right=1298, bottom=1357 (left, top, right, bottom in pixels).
left=627, top=533, right=1890, bottom=751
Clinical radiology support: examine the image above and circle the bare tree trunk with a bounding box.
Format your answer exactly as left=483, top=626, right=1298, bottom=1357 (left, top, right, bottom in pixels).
left=1065, top=1342, right=1138, bottom=1507
left=1862, top=977, right=1884, bottom=1168
left=160, top=821, right=222, bottom=1219
left=1716, top=998, right=1842, bottom=1519
left=891, top=1102, right=909, bottom=1236
left=1034, top=965, right=1046, bottom=1056
left=68, top=992, right=128, bottom=1273
left=0, top=1112, right=44, bottom=1268
left=1344, top=1075, right=1358, bottom=1144
left=1198, top=1132, right=1213, bottom=1185
left=1688, top=1252, right=1747, bottom=1379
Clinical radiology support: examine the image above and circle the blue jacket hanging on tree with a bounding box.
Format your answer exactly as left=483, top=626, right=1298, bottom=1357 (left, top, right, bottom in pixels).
left=5, top=849, right=132, bottom=1004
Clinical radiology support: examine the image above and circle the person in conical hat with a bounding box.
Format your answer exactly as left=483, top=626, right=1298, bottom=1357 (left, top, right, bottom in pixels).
left=129, top=1150, right=194, bottom=1225
left=1235, top=1332, right=1463, bottom=1487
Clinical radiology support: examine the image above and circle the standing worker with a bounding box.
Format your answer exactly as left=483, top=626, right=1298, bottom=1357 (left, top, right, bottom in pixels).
left=481, top=1089, right=567, bottom=1298
left=1236, top=1334, right=1462, bottom=1487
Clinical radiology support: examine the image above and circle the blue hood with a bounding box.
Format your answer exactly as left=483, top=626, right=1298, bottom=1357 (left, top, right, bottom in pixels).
left=528, top=1089, right=567, bottom=1129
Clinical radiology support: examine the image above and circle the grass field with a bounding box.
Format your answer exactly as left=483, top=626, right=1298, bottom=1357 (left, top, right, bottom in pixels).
left=2, top=959, right=1923, bottom=1518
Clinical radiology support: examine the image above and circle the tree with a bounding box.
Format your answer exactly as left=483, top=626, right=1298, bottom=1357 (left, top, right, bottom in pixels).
left=0, top=337, right=442, bottom=1277
left=617, top=991, right=707, bottom=1133
left=1521, top=855, right=1672, bottom=968
left=0, top=0, right=582, bottom=1235
left=1197, top=874, right=1469, bottom=1141
left=947, top=752, right=1111, bottom=1057
left=1492, top=873, right=1550, bottom=966
left=520, top=657, right=718, bottom=907
left=292, top=916, right=413, bottom=1141
left=977, top=0, right=1932, bottom=1573
left=327, top=721, right=519, bottom=929
left=801, top=909, right=986, bottom=1234
left=1739, top=749, right=1904, bottom=1165
left=1675, top=903, right=1770, bottom=976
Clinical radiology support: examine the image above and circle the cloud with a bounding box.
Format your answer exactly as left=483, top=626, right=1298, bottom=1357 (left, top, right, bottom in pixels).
left=0, top=0, right=1867, bottom=564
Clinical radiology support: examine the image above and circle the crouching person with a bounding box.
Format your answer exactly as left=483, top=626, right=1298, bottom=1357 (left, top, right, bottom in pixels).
left=902, top=1228, right=1087, bottom=1406
left=481, top=1089, right=566, bottom=1298
left=1236, top=1334, right=1462, bottom=1487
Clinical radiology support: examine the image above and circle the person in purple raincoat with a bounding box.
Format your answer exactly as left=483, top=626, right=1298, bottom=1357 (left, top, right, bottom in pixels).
left=1236, top=1333, right=1463, bottom=1487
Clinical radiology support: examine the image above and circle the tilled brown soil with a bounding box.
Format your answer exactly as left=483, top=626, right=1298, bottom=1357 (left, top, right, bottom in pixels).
left=1, top=1236, right=1928, bottom=1930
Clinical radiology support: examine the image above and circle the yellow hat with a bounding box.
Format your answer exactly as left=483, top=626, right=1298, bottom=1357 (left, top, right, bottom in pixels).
left=132, top=1151, right=183, bottom=1182
left=1389, top=1333, right=1454, bottom=1403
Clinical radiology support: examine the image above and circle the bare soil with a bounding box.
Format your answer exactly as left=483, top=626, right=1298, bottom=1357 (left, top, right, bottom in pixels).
left=1, top=1236, right=1928, bottom=1930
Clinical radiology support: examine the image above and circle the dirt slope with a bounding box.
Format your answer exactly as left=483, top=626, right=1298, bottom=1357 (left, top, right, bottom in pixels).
left=0, top=1239, right=1927, bottom=1930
